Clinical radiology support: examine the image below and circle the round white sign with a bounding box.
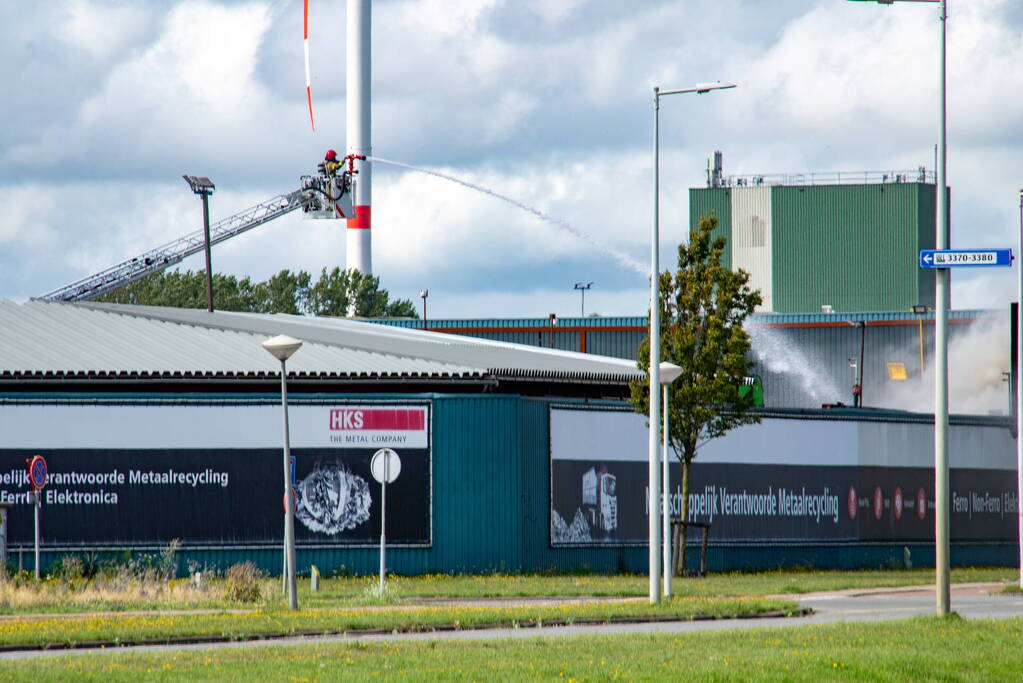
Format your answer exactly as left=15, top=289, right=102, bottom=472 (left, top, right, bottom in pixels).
left=370, top=448, right=401, bottom=484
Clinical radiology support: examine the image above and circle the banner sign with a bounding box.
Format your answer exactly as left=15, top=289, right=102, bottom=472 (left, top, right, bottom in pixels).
left=0, top=402, right=431, bottom=548
left=550, top=407, right=1017, bottom=546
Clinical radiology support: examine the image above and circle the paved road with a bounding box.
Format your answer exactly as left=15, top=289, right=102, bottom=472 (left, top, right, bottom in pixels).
left=3, top=583, right=1022, bottom=661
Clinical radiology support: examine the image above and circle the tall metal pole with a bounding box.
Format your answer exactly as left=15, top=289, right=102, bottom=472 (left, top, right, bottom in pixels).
left=379, top=456, right=388, bottom=591
left=280, top=358, right=298, bottom=610
left=662, top=383, right=671, bottom=598
left=648, top=87, right=662, bottom=604
left=346, top=0, right=372, bottom=278
left=201, top=191, right=214, bottom=313
left=1017, top=188, right=1022, bottom=589
left=934, top=0, right=950, bottom=617
left=33, top=490, right=41, bottom=580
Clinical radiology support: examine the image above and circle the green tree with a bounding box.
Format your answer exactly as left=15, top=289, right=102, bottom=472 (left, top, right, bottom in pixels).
left=307, top=267, right=417, bottom=318
left=252, top=269, right=310, bottom=315
left=95, top=267, right=418, bottom=319
left=630, top=215, right=762, bottom=575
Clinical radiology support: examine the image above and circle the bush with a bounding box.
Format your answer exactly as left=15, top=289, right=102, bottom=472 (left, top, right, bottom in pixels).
left=223, top=562, right=263, bottom=603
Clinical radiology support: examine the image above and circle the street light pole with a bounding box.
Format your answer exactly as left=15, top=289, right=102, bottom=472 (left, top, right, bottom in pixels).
left=574, top=282, right=593, bottom=317
left=420, top=289, right=429, bottom=330
left=848, top=0, right=950, bottom=621
left=1017, top=188, right=1022, bottom=590
left=649, top=80, right=736, bottom=604
left=182, top=175, right=216, bottom=313
left=934, top=0, right=950, bottom=618
left=659, top=362, right=683, bottom=598
left=262, top=335, right=303, bottom=611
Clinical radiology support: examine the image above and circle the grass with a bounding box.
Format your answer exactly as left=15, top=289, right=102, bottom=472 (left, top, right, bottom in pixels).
left=2, top=616, right=1022, bottom=681
left=0, top=597, right=794, bottom=649
left=0, top=567, right=1014, bottom=615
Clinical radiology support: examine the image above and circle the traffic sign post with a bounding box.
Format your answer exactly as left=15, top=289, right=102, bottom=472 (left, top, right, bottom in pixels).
left=370, top=448, right=401, bottom=592
left=919, top=248, right=1013, bottom=268
left=26, top=455, right=47, bottom=580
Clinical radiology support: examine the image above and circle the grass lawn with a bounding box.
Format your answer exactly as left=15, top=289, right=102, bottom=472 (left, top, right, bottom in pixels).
left=295, top=566, right=1015, bottom=605
left=0, top=597, right=794, bottom=649
left=0, top=567, right=1013, bottom=616
left=3, top=616, right=1020, bottom=681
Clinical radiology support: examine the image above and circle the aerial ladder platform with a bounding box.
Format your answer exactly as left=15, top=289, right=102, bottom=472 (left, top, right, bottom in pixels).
left=40, top=158, right=356, bottom=302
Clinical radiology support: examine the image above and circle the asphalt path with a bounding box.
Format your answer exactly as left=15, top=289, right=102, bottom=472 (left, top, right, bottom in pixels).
left=2, top=583, right=1022, bottom=661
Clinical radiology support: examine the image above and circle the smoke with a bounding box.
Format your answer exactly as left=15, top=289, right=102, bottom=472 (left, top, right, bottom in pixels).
left=876, top=315, right=1010, bottom=416
left=745, top=323, right=843, bottom=406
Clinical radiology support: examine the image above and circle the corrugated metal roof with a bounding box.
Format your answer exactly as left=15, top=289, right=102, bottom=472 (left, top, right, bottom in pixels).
left=0, top=300, right=640, bottom=382
left=371, top=316, right=648, bottom=329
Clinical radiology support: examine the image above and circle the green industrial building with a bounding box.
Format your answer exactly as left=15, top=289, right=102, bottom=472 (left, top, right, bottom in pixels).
left=690, top=165, right=946, bottom=313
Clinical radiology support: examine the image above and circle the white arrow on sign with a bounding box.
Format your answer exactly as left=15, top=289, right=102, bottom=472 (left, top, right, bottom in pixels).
left=922, top=254, right=933, bottom=265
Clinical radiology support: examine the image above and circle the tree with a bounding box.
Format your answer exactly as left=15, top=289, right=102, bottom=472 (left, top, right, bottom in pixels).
left=630, top=215, right=762, bottom=575
left=306, top=267, right=417, bottom=318
left=95, top=267, right=418, bottom=319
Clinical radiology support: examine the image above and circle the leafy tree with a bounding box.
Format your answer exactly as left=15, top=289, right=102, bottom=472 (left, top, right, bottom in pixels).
left=630, top=215, right=762, bottom=575
left=306, top=267, right=418, bottom=318
left=95, top=267, right=418, bottom=319
left=252, top=269, right=310, bottom=315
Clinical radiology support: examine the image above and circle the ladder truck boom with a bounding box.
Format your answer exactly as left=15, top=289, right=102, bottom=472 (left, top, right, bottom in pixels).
left=39, top=190, right=310, bottom=302
left=40, top=158, right=356, bottom=303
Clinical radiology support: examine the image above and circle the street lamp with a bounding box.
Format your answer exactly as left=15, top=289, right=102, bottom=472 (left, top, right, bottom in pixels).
left=911, top=304, right=931, bottom=377
left=659, top=361, right=683, bottom=598
left=649, top=80, right=736, bottom=604
left=183, top=175, right=216, bottom=313
left=262, top=334, right=303, bottom=611
left=574, top=282, right=593, bottom=317
left=420, top=289, right=429, bottom=330
left=847, top=0, right=950, bottom=616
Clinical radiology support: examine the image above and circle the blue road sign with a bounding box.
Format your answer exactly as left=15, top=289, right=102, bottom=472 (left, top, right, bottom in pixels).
left=919, top=249, right=1013, bottom=268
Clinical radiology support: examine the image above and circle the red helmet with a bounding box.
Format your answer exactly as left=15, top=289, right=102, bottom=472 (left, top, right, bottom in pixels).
left=325, top=149, right=338, bottom=161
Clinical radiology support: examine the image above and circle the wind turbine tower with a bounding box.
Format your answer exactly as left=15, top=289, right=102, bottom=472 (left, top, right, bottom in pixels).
left=346, top=0, right=372, bottom=275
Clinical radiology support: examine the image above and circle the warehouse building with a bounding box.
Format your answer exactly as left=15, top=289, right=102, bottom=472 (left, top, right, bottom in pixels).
left=0, top=299, right=1015, bottom=575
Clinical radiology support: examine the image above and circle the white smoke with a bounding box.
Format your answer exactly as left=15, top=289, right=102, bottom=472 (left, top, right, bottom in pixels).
left=877, top=315, right=1010, bottom=416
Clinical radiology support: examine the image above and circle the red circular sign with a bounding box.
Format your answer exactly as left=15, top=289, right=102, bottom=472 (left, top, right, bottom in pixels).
left=917, top=488, right=927, bottom=520
left=873, top=486, right=883, bottom=520
left=27, top=455, right=47, bottom=490
left=848, top=486, right=857, bottom=520
left=893, top=488, right=903, bottom=520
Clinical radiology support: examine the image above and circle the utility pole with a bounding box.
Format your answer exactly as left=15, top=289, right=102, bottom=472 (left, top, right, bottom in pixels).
left=574, top=282, right=593, bottom=317
left=183, top=175, right=216, bottom=312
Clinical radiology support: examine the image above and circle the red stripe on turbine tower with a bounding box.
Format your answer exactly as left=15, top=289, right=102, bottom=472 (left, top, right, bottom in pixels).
left=347, top=206, right=371, bottom=230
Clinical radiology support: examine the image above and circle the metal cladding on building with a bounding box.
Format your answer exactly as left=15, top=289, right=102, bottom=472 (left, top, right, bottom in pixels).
left=0, top=301, right=1015, bottom=575
left=690, top=168, right=947, bottom=313
left=346, top=0, right=372, bottom=275
left=370, top=310, right=1009, bottom=412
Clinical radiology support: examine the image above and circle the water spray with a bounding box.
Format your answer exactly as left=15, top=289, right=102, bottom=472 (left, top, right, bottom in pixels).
left=367, top=156, right=646, bottom=277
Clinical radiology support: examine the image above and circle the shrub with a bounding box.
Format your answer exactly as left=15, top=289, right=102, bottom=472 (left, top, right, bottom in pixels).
left=223, top=562, right=263, bottom=603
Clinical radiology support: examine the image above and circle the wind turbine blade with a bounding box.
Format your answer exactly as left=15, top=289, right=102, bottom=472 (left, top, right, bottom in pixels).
left=304, top=0, right=315, bottom=132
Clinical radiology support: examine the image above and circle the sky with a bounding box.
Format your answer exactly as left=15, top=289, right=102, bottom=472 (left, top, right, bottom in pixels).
left=3, top=0, right=1022, bottom=319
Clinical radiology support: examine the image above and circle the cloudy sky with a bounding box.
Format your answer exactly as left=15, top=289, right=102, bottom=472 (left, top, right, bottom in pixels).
left=3, top=0, right=1022, bottom=318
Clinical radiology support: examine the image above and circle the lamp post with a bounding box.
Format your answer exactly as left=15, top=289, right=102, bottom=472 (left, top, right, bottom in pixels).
left=847, top=0, right=949, bottom=616
left=574, top=282, right=593, bottom=317
left=911, top=304, right=931, bottom=377
left=262, top=334, right=303, bottom=611
left=183, top=175, right=216, bottom=313
left=1018, top=189, right=1023, bottom=589
left=420, top=289, right=429, bottom=330
left=659, top=361, right=683, bottom=598
left=650, top=80, right=736, bottom=604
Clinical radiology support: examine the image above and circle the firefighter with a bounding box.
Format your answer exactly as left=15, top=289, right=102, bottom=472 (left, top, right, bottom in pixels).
left=324, top=149, right=340, bottom=177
